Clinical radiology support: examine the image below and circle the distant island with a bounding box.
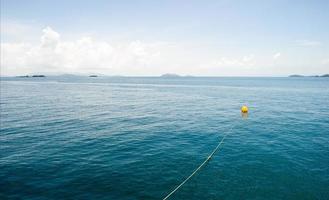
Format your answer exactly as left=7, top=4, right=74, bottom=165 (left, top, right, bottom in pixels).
left=159, top=73, right=195, bottom=78
left=89, top=75, right=98, bottom=77
left=16, top=75, right=46, bottom=78
left=160, top=73, right=181, bottom=78
left=289, top=74, right=329, bottom=77
left=32, top=75, right=46, bottom=77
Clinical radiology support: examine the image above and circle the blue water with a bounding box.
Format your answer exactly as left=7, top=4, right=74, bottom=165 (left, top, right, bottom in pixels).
left=1, top=77, right=329, bottom=199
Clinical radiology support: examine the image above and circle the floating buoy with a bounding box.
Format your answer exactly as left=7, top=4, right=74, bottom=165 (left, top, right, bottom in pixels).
left=241, top=105, right=248, bottom=113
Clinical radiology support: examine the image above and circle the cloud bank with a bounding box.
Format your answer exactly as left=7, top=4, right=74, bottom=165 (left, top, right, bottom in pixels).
left=1, top=27, right=263, bottom=76
left=1, top=26, right=327, bottom=76
left=1, top=27, right=165, bottom=76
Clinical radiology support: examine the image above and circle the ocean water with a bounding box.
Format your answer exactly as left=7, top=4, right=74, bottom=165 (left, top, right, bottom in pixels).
left=1, top=77, right=329, bottom=200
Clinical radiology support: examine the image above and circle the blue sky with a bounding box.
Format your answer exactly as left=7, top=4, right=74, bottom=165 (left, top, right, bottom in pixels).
left=1, top=0, right=328, bottom=76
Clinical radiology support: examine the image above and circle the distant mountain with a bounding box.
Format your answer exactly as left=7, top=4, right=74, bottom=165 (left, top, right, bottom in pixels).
left=289, top=74, right=304, bottom=77
left=57, top=74, right=82, bottom=77
left=15, top=75, right=46, bottom=78
left=160, top=73, right=181, bottom=78
left=32, top=75, right=46, bottom=77
left=289, top=74, right=329, bottom=77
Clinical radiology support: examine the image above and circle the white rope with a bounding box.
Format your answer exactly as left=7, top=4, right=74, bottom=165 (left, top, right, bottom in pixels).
left=163, top=123, right=237, bottom=200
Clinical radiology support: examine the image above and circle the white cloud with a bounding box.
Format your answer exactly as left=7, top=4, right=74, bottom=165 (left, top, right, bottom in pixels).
left=1, top=27, right=164, bottom=76
left=295, top=40, right=321, bottom=47
left=273, top=52, right=281, bottom=60
left=41, top=26, right=60, bottom=48
left=2, top=25, right=326, bottom=77
left=3, top=26, right=261, bottom=76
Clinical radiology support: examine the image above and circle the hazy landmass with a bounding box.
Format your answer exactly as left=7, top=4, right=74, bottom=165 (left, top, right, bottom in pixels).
left=160, top=73, right=195, bottom=78
left=289, top=74, right=329, bottom=77
left=160, top=73, right=181, bottom=78
left=16, top=75, right=46, bottom=78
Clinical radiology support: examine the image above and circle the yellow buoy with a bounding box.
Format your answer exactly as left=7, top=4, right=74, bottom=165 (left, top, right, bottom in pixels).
left=241, top=105, right=248, bottom=113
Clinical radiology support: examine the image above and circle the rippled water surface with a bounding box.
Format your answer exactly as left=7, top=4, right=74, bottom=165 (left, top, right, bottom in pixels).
left=1, top=77, right=329, bottom=199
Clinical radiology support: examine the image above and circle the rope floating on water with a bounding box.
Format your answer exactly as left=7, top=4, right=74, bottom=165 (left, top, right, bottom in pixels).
left=163, top=124, right=236, bottom=200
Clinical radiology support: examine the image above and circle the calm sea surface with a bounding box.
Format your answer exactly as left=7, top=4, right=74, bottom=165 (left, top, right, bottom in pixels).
left=1, top=77, right=329, bottom=199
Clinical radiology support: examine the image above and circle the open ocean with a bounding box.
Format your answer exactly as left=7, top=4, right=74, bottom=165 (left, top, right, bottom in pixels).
left=1, top=76, right=329, bottom=200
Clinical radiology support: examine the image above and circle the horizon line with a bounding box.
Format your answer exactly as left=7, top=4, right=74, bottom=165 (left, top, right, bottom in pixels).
left=1, top=74, right=329, bottom=78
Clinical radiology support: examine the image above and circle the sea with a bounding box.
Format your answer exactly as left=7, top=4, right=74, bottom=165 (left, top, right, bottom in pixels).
left=1, top=76, right=329, bottom=200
